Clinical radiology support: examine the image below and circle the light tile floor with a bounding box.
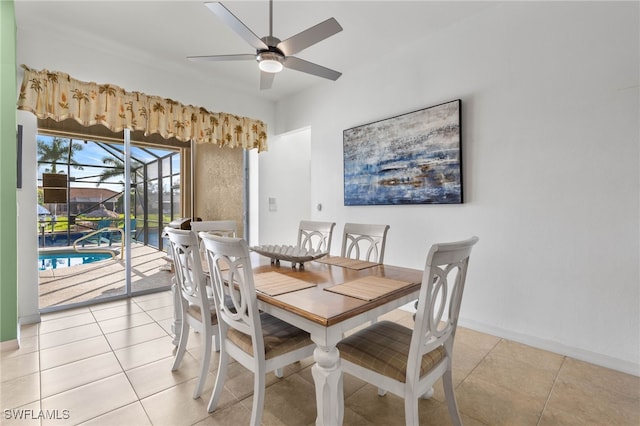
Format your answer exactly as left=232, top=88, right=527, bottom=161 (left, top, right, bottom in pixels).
left=2, top=290, right=639, bottom=425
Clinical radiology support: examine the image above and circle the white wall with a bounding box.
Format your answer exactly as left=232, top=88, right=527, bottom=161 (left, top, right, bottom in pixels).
left=258, top=128, right=311, bottom=246
left=274, top=2, right=640, bottom=374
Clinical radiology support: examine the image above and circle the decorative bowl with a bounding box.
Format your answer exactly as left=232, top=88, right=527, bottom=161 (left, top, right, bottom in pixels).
left=250, top=244, right=328, bottom=269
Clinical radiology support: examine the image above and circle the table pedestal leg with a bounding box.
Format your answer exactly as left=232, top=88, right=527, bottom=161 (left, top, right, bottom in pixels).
left=311, top=344, right=343, bottom=426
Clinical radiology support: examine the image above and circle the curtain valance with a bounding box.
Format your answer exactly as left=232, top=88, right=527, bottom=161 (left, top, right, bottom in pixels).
left=17, top=65, right=267, bottom=152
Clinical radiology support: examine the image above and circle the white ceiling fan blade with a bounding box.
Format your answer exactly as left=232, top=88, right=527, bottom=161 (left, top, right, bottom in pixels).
left=205, top=2, right=268, bottom=51
left=277, top=18, right=343, bottom=56
left=188, top=54, right=256, bottom=62
left=260, top=71, right=275, bottom=90
left=284, top=56, right=342, bottom=81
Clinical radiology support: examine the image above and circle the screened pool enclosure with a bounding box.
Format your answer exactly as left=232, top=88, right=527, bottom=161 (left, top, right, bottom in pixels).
left=37, top=133, right=183, bottom=311
left=38, top=135, right=181, bottom=250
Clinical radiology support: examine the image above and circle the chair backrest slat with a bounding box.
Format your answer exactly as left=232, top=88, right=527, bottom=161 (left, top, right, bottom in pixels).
left=341, top=223, right=390, bottom=263
left=297, top=220, right=336, bottom=253
left=190, top=220, right=237, bottom=238
left=190, top=220, right=238, bottom=254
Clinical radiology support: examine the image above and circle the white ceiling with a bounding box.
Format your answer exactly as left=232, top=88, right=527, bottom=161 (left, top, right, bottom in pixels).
left=14, top=1, right=499, bottom=102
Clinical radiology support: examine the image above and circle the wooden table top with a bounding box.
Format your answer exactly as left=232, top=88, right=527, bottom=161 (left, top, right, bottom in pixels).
left=250, top=253, right=423, bottom=327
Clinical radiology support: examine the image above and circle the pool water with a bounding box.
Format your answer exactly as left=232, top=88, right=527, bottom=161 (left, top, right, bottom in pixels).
left=38, top=251, right=115, bottom=270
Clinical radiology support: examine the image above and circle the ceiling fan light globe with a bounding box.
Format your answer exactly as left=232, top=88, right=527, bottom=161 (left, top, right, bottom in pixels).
left=258, top=59, right=284, bottom=73
left=257, top=51, right=284, bottom=73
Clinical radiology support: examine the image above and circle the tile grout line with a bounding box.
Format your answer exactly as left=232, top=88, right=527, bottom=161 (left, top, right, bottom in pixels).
left=39, top=311, right=107, bottom=417
left=45, top=307, right=119, bottom=424
left=455, top=336, right=503, bottom=390
left=452, top=337, right=503, bottom=426
left=535, top=355, right=567, bottom=426
left=79, top=300, right=153, bottom=425
left=130, top=293, right=189, bottom=426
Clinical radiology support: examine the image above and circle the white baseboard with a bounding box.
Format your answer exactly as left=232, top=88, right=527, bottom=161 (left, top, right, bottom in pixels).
left=1, top=314, right=42, bottom=352
left=458, top=317, right=640, bottom=377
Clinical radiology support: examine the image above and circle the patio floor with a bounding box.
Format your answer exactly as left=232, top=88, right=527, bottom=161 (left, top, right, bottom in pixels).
left=38, top=243, right=173, bottom=310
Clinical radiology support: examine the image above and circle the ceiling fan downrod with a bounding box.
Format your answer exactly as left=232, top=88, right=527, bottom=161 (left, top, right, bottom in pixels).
left=268, top=0, right=273, bottom=37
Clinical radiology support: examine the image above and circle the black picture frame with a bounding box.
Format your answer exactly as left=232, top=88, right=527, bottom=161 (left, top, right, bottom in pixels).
left=17, top=125, right=23, bottom=189
left=343, top=99, right=462, bottom=205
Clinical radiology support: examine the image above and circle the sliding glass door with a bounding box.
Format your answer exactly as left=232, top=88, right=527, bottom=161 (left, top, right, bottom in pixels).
left=36, top=132, right=182, bottom=312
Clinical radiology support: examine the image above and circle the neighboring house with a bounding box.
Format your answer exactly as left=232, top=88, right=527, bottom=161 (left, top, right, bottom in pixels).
left=39, top=187, right=121, bottom=216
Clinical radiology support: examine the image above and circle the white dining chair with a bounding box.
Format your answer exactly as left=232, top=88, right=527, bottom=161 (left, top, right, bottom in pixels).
left=165, top=228, right=220, bottom=400
left=200, top=233, right=316, bottom=426
left=337, top=236, right=479, bottom=426
left=190, top=220, right=237, bottom=238
left=297, top=220, right=336, bottom=253
left=340, top=222, right=390, bottom=263
left=190, top=220, right=238, bottom=256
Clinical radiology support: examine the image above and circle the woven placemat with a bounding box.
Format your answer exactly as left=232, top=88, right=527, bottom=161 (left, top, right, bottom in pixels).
left=324, top=276, right=413, bottom=301
left=254, top=272, right=315, bottom=296
left=314, top=256, right=379, bottom=270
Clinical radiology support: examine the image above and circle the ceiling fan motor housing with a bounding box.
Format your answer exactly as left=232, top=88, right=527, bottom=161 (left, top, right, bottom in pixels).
left=256, top=36, right=285, bottom=73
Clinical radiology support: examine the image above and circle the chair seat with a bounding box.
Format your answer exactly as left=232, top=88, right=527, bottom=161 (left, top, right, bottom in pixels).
left=337, top=321, right=445, bottom=383
left=187, top=303, right=218, bottom=325
left=228, top=312, right=313, bottom=359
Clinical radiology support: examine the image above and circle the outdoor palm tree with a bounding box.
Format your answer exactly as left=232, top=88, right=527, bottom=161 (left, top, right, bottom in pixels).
left=37, top=137, right=83, bottom=174
left=37, top=137, right=83, bottom=224
left=96, top=156, right=141, bottom=186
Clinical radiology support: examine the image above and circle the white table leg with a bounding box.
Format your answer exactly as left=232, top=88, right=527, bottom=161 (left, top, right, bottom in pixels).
left=311, top=342, right=344, bottom=426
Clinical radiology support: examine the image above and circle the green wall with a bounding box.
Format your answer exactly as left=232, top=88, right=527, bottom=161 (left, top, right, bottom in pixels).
left=0, top=0, right=18, bottom=342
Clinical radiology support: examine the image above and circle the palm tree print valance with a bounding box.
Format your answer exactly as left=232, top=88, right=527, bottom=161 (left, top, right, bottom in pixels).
left=17, top=65, right=268, bottom=152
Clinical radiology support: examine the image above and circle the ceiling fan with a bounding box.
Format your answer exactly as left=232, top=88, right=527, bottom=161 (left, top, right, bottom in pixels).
left=188, top=1, right=343, bottom=90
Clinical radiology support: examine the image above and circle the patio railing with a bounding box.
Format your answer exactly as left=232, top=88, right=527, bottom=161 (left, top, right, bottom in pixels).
left=72, top=227, right=124, bottom=259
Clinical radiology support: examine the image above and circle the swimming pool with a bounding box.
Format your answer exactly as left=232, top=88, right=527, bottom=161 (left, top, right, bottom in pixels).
left=38, top=249, right=117, bottom=270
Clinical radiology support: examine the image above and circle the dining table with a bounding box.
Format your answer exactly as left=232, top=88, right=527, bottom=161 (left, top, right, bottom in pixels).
left=248, top=253, right=423, bottom=426
left=170, top=250, right=423, bottom=425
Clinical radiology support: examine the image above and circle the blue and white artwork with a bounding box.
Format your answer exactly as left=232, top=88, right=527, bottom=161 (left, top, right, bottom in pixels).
left=343, top=100, right=462, bottom=205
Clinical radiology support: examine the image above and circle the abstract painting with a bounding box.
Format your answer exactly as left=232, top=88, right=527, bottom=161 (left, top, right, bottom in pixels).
left=343, top=99, right=462, bottom=205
